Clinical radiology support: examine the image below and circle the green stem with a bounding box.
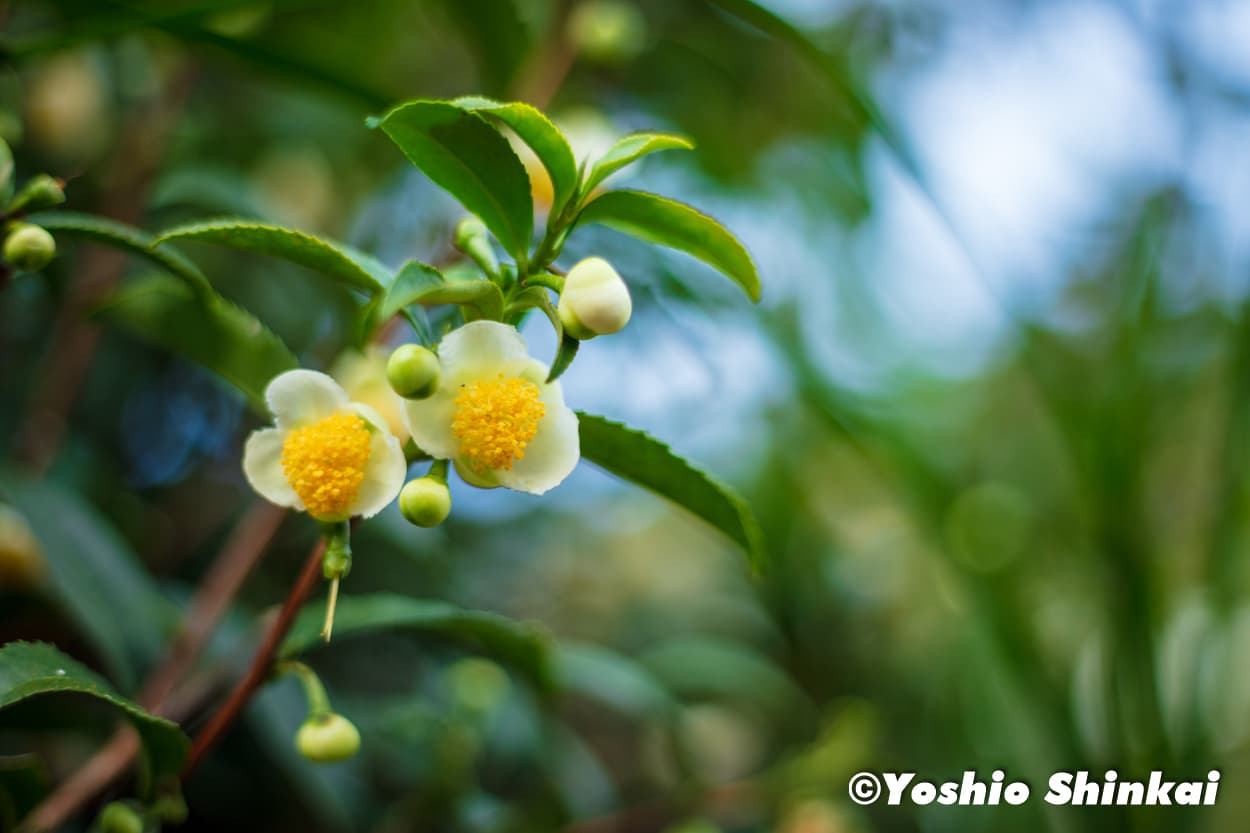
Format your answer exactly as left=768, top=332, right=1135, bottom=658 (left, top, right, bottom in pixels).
left=276, top=660, right=331, bottom=719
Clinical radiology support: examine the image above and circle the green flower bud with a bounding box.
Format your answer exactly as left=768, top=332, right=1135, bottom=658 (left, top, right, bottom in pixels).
left=7, top=174, right=65, bottom=213
left=96, top=802, right=143, bottom=833
left=454, top=215, right=499, bottom=277
left=567, top=0, right=646, bottom=64
left=387, top=344, right=440, bottom=399
left=0, top=503, right=45, bottom=589
left=399, top=476, right=452, bottom=527
left=3, top=223, right=56, bottom=272
left=558, top=256, right=631, bottom=340
left=296, top=712, right=361, bottom=763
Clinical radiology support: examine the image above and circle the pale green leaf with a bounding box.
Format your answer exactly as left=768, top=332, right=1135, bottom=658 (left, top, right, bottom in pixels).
left=382, top=259, right=504, bottom=322
left=576, top=413, right=765, bottom=572
left=155, top=219, right=391, bottom=294
left=0, top=643, right=189, bottom=784
left=454, top=96, right=579, bottom=215
left=576, top=190, right=760, bottom=302
left=582, top=132, right=693, bottom=196
left=373, top=100, right=533, bottom=261
left=94, top=274, right=298, bottom=413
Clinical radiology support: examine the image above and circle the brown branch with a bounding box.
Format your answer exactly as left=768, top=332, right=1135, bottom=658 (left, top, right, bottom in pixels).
left=182, top=536, right=326, bottom=777
left=21, top=501, right=286, bottom=833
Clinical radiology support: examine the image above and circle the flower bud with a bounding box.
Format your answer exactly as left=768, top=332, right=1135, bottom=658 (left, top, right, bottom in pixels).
left=3, top=223, right=56, bottom=272
left=558, top=257, right=631, bottom=340
left=7, top=174, right=65, bottom=213
left=567, top=0, right=646, bottom=64
left=454, top=215, right=499, bottom=276
left=96, top=802, right=143, bottom=833
left=386, top=344, right=440, bottom=399
left=296, top=712, right=361, bottom=763
left=0, top=504, right=44, bottom=589
left=399, top=476, right=452, bottom=527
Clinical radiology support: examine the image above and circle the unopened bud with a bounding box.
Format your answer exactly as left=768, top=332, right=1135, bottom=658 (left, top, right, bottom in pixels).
left=568, top=0, right=646, bottom=64
left=454, top=215, right=499, bottom=277
left=296, top=712, right=361, bottom=763
left=0, top=504, right=44, bottom=589
left=386, top=344, right=440, bottom=399
left=8, top=174, right=65, bottom=213
left=558, top=256, right=631, bottom=340
left=96, top=802, right=143, bottom=833
left=3, top=223, right=55, bottom=272
left=399, top=476, right=452, bottom=527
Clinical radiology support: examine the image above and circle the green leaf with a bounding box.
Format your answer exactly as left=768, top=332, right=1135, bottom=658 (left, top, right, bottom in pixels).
left=0, top=643, right=189, bottom=784
left=555, top=643, right=677, bottom=719
left=154, top=219, right=391, bottom=294
left=94, top=274, right=298, bottom=413
left=547, top=333, right=579, bottom=383
left=373, top=100, right=533, bottom=262
left=0, top=138, right=13, bottom=205
left=454, top=97, right=579, bottom=216
left=280, top=593, right=554, bottom=693
left=436, top=0, right=529, bottom=95
left=30, top=211, right=211, bottom=293
left=0, top=755, right=48, bottom=831
left=576, top=413, right=765, bottom=572
left=0, top=474, right=175, bottom=692
left=381, top=259, right=504, bottom=322
left=582, top=132, right=694, bottom=196
left=576, top=190, right=760, bottom=302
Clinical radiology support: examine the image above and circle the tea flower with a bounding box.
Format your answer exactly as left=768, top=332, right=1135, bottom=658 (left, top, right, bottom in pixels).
left=243, top=370, right=407, bottom=520
left=401, top=321, right=579, bottom=494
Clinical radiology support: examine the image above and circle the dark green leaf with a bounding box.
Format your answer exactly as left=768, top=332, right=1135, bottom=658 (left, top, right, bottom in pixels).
left=547, top=333, right=579, bottom=383
left=582, top=132, right=693, bottom=196
left=0, top=643, right=189, bottom=784
left=382, top=259, right=504, bottom=322
left=373, top=100, right=533, bottom=262
left=30, top=211, right=211, bottom=293
left=0, top=755, right=47, bottom=831
left=576, top=413, right=765, bottom=572
left=94, top=274, right=298, bottom=413
left=0, top=474, right=175, bottom=691
left=454, top=97, right=579, bottom=215
left=437, top=0, right=528, bottom=95
left=280, top=594, right=554, bottom=693
left=576, top=190, right=760, bottom=302
left=155, top=219, right=391, bottom=294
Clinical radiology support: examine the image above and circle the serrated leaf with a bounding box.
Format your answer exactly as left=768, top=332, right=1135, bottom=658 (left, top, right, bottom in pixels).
left=582, top=132, right=694, bottom=196
left=94, top=274, right=298, bottom=413
left=280, top=593, right=554, bottom=693
left=0, top=473, right=175, bottom=692
left=576, top=190, right=760, bottom=302
left=547, top=333, right=579, bottom=383
left=155, top=219, right=391, bottom=294
left=576, top=413, right=765, bottom=572
left=454, top=97, right=579, bottom=216
left=0, top=643, right=189, bottom=785
left=381, top=259, right=504, bottom=322
left=373, top=100, right=533, bottom=262
left=29, top=211, right=211, bottom=293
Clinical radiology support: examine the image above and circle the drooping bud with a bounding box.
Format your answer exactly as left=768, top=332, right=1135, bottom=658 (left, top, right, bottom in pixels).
left=387, top=344, right=441, bottom=400
left=3, top=223, right=56, bottom=272
left=399, top=466, right=452, bottom=528
left=558, top=256, right=632, bottom=340
left=454, top=215, right=499, bottom=277
left=7, top=174, right=65, bottom=213
left=296, top=712, right=361, bottom=763
left=96, top=802, right=144, bottom=833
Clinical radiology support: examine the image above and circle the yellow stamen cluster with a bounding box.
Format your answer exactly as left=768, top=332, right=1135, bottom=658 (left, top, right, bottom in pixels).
left=452, top=375, right=546, bottom=472
left=281, top=412, right=372, bottom=519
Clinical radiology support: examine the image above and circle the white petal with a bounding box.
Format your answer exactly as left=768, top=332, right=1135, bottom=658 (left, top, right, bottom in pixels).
left=242, top=428, right=302, bottom=509
left=266, top=370, right=349, bottom=429
left=437, top=320, right=529, bottom=374
left=495, top=382, right=580, bottom=495
left=401, top=385, right=461, bottom=459
left=352, top=425, right=407, bottom=519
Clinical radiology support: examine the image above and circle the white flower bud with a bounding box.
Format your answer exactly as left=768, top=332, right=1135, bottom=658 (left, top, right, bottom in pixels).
left=558, top=257, right=632, bottom=340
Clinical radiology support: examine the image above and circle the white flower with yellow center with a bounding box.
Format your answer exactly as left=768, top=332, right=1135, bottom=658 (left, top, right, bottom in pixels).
left=243, top=370, right=407, bottom=521
left=402, top=321, right=579, bottom=495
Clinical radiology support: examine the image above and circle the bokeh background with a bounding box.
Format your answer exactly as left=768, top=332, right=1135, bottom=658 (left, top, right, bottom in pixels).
left=3, top=0, right=1250, bottom=831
